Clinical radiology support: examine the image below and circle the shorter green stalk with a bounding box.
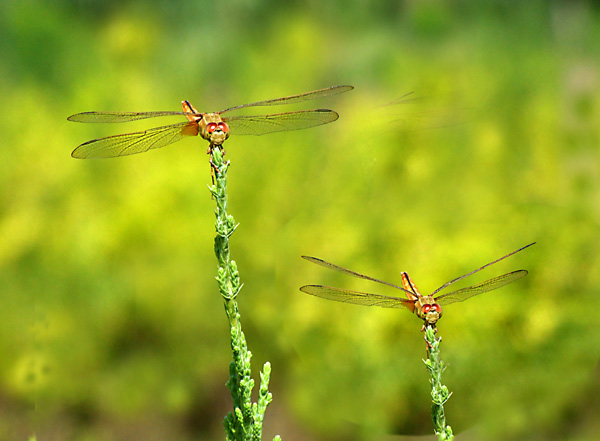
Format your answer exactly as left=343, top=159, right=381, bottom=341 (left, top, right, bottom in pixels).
left=423, top=325, right=453, bottom=441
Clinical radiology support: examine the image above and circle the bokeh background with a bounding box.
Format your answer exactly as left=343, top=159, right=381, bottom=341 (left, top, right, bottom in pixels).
left=1, top=0, right=599, bottom=440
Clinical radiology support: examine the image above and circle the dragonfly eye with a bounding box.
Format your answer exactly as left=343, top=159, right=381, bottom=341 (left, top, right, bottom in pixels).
left=422, top=305, right=432, bottom=314
left=218, top=122, right=230, bottom=133
left=431, top=304, right=441, bottom=313
left=206, top=122, right=218, bottom=134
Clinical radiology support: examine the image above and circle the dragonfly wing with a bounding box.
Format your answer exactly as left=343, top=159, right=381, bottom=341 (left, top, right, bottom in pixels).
left=300, top=285, right=415, bottom=312
left=219, top=85, right=353, bottom=113
left=435, top=270, right=528, bottom=306
left=302, top=256, right=414, bottom=294
left=71, top=121, right=197, bottom=158
left=223, top=110, right=340, bottom=136
left=431, top=243, right=535, bottom=296
left=68, top=111, right=188, bottom=123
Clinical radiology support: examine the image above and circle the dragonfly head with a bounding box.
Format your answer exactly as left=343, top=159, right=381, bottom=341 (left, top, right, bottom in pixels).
left=418, top=302, right=442, bottom=325
left=199, top=113, right=230, bottom=145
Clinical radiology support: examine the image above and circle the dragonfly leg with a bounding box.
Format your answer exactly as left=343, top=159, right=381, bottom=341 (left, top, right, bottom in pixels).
left=209, top=158, right=219, bottom=184
left=422, top=324, right=438, bottom=350
left=209, top=158, right=230, bottom=174
left=207, top=145, right=227, bottom=157
left=209, top=156, right=231, bottom=185
left=209, top=157, right=218, bottom=172
left=421, top=323, right=438, bottom=333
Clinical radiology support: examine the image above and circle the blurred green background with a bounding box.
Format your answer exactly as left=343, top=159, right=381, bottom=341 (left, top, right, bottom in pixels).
left=1, top=0, right=599, bottom=440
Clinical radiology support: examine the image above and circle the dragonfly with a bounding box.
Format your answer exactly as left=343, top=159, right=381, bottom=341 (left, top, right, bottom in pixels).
left=68, top=85, right=353, bottom=158
left=300, top=242, right=535, bottom=328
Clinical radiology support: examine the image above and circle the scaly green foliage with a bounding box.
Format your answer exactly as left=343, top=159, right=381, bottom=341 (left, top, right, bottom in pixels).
left=423, top=325, right=453, bottom=440
left=209, top=146, right=278, bottom=441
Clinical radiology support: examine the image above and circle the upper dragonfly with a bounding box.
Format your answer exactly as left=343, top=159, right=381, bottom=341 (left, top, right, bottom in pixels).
left=300, top=243, right=535, bottom=327
left=68, top=85, right=353, bottom=159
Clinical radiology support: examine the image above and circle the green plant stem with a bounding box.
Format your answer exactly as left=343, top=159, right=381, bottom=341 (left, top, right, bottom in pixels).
left=208, top=146, right=279, bottom=441
left=423, top=325, right=454, bottom=441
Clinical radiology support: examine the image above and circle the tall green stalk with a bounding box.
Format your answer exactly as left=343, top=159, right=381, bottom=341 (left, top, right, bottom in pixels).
left=423, top=325, right=453, bottom=441
left=208, top=145, right=281, bottom=441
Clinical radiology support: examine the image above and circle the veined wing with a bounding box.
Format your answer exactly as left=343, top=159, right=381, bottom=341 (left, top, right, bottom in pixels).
left=431, top=243, right=535, bottom=296
left=435, top=270, right=528, bottom=306
left=223, top=110, right=340, bottom=136
left=68, top=111, right=189, bottom=123
left=300, top=285, right=416, bottom=311
left=219, top=85, right=353, bottom=113
left=301, top=256, right=416, bottom=296
left=380, top=92, right=474, bottom=131
left=71, top=121, right=197, bottom=158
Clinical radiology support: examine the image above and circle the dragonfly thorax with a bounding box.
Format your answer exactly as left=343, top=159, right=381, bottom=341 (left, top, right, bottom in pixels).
left=181, top=101, right=230, bottom=146
left=415, top=296, right=442, bottom=325
left=401, top=272, right=443, bottom=325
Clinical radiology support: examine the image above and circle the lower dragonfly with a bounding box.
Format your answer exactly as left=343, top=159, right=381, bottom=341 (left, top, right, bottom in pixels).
left=300, top=242, right=534, bottom=328
left=67, top=85, right=353, bottom=158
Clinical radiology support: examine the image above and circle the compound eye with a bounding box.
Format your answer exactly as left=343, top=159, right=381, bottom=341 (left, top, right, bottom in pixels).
left=422, top=305, right=432, bottom=314
left=432, top=304, right=442, bottom=313
left=217, top=122, right=229, bottom=133
left=206, top=122, right=218, bottom=134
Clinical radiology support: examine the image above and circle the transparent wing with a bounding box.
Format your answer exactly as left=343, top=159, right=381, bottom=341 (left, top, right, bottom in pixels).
left=223, top=110, right=340, bottom=136
left=71, top=121, right=197, bottom=158
left=301, top=256, right=415, bottom=294
left=435, top=270, right=528, bottom=306
left=219, top=85, right=353, bottom=113
left=68, top=84, right=353, bottom=123
left=300, top=285, right=416, bottom=311
left=68, top=111, right=189, bottom=123
left=377, top=91, right=474, bottom=131
left=431, top=243, right=535, bottom=296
